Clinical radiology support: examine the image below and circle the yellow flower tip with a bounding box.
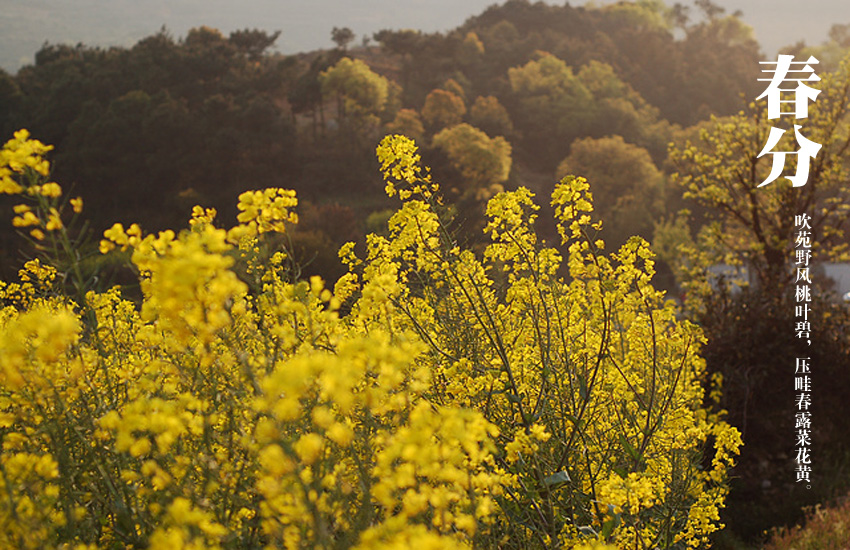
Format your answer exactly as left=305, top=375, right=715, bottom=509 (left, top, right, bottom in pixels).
left=71, top=197, right=83, bottom=213
left=99, top=240, right=116, bottom=254
left=12, top=210, right=39, bottom=227
left=326, top=422, right=354, bottom=447
left=103, top=222, right=126, bottom=240
left=0, top=178, right=24, bottom=194
left=294, top=433, right=325, bottom=465
left=46, top=208, right=63, bottom=231
left=40, top=182, right=62, bottom=198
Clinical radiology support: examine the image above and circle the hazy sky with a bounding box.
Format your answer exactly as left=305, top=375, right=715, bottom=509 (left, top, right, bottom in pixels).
left=1, top=0, right=848, bottom=73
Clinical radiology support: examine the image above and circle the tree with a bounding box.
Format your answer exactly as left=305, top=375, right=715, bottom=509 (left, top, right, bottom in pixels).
left=319, top=57, right=389, bottom=122
left=184, top=25, right=230, bottom=54
left=385, top=109, right=425, bottom=142
left=331, top=26, right=355, bottom=51
left=670, top=2, right=691, bottom=29
left=8, top=26, right=296, bottom=239
left=672, top=10, right=761, bottom=124
left=575, top=60, right=669, bottom=161
left=598, top=0, right=673, bottom=32
left=480, top=19, right=520, bottom=58
left=694, top=0, right=725, bottom=20
left=507, top=54, right=668, bottom=167
left=229, top=28, right=280, bottom=61
left=458, top=31, right=485, bottom=66
left=0, top=69, right=22, bottom=137
left=469, top=95, right=513, bottom=137
left=439, top=78, right=467, bottom=104
left=289, top=53, right=337, bottom=138
left=667, top=54, right=850, bottom=296
left=691, top=282, right=850, bottom=542
left=372, top=29, right=424, bottom=101
left=373, top=29, right=424, bottom=55
left=421, top=89, right=466, bottom=132
left=782, top=22, right=850, bottom=72
left=556, top=135, right=664, bottom=249
left=432, top=123, right=511, bottom=196
left=665, top=56, right=850, bottom=541
left=508, top=53, right=593, bottom=166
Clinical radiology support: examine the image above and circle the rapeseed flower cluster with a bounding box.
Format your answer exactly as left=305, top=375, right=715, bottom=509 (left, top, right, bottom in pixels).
left=349, top=135, right=741, bottom=548
left=0, top=130, right=740, bottom=549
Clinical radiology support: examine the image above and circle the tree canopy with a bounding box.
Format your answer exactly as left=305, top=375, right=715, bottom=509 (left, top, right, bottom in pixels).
left=432, top=123, right=512, bottom=196
left=667, top=54, right=850, bottom=294
left=557, top=135, right=664, bottom=249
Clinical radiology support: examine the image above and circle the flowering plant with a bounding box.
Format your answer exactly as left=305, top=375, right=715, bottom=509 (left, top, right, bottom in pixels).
left=0, top=131, right=739, bottom=549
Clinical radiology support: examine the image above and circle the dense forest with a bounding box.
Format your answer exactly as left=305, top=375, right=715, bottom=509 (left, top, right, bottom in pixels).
left=0, top=0, right=769, bottom=279
left=3, top=0, right=850, bottom=547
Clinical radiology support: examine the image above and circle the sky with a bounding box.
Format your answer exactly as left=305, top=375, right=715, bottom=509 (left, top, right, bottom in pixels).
left=1, top=0, right=848, bottom=73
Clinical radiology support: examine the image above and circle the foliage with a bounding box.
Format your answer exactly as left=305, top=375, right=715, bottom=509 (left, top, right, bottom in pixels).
left=431, top=123, right=512, bottom=198
left=421, top=89, right=467, bottom=132
left=667, top=53, right=850, bottom=298
left=574, top=61, right=670, bottom=162
left=459, top=32, right=485, bottom=66
left=764, top=495, right=850, bottom=550
left=0, top=69, right=22, bottom=135
left=4, top=25, right=298, bottom=251
left=0, top=130, right=739, bottom=549
left=319, top=57, right=389, bottom=121
left=662, top=54, right=850, bottom=544
left=556, top=135, right=664, bottom=250
left=385, top=108, right=425, bottom=142
left=687, top=284, right=850, bottom=544
left=228, top=28, right=282, bottom=61
left=508, top=53, right=594, bottom=165
left=506, top=53, right=670, bottom=168
left=781, top=22, right=850, bottom=74
left=440, top=78, right=468, bottom=105
left=331, top=27, right=356, bottom=51
left=0, top=2, right=771, bottom=284
left=596, top=0, right=672, bottom=32
left=458, top=0, right=760, bottom=127
left=469, top=95, right=514, bottom=138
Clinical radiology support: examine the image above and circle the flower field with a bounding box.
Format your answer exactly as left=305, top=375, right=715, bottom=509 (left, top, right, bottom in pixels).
left=0, top=130, right=740, bottom=549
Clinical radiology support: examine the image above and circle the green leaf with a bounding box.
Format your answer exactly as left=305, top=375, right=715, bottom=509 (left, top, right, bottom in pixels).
left=601, top=518, right=616, bottom=539
left=577, top=374, right=588, bottom=400
left=619, top=433, right=646, bottom=471
left=601, top=504, right=621, bottom=539
left=543, top=470, right=571, bottom=487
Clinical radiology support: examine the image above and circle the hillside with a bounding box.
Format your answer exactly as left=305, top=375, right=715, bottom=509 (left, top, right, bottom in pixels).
left=3, top=3, right=850, bottom=544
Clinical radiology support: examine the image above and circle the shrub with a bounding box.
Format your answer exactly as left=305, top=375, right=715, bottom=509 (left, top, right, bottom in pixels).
left=764, top=495, right=850, bottom=550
